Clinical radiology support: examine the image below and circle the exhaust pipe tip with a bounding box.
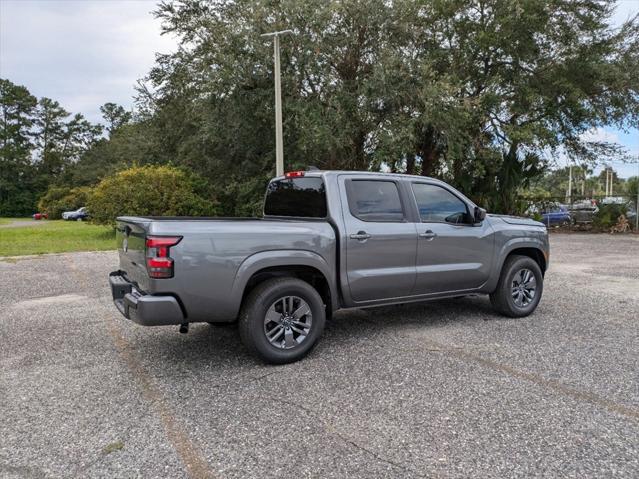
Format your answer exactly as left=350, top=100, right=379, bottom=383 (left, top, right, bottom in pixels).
left=179, top=323, right=189, bottom=334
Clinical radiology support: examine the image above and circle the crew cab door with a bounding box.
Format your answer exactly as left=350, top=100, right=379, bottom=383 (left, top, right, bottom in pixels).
left=409, top=182, right=494, bottom=294
left=340, top=176, right=417, bottom=302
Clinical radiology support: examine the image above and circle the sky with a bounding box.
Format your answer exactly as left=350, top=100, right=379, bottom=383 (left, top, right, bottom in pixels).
left=1, top=0, right=638, bottom=178
left=0, top=0, right=177, bottom=122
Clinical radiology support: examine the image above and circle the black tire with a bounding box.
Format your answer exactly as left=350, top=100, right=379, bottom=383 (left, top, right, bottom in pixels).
left=238, top=277, right=326, bottom=364
left=490, top=255, right=543, bottom=318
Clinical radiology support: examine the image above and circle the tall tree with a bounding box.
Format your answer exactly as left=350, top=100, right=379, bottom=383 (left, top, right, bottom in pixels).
left=100, top=102, right=132, bottom=137
left=375, top=0, right=639, bottom=210
left=0, top=82, right=104, bottom=214
left=133, top=0, right=639, bottom=214
left=33, top=98, right=102, bottom=185
left=0, top=79, right=38, bottom=215
left=33, top=98, right=70, bottom=178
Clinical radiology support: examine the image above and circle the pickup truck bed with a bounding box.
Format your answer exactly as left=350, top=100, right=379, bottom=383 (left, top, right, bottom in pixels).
left=113, top=216, right=337, bottom=324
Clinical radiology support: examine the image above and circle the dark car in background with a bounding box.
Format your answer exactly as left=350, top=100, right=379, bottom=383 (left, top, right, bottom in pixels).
left=569, top=201, right=598, bottom=225
left=541, top=204, right=571, bottom=227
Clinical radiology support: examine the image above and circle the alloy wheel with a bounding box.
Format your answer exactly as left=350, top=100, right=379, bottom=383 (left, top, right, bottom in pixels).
left=263, top=296, right=313, bottom=349
left=511, top=268, right=536, bottom=308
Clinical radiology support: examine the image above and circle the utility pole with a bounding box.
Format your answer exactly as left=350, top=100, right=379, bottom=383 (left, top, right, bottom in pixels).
left=261, top=29, right=293, bottom=177
left=610, top=169, right=614, bottom=196
left=567, top=163, right=573, bottom=205
left=636, top=160, right=639, bottom=231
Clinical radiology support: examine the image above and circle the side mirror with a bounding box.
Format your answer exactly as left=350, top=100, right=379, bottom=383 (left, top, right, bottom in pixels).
left=474, top=206, right=487, bottom=223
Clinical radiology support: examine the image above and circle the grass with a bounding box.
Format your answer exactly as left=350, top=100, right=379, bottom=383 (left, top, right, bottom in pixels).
left=0, top=220, right=116, bottom=256
left=102, top=440, right=124, bottom=455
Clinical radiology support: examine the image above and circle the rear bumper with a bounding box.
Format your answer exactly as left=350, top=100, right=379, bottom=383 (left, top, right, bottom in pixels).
left=109, top=271, right=185, bottom=326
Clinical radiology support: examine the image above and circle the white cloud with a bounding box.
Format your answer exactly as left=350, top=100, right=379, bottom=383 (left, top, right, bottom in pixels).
left=612, top=0, right=639, bottom=26
left=0, top=0, right=178, bottom=123
left=581, top=127, right=620, bottom=144
left=578, top=128, right=639, bottom=178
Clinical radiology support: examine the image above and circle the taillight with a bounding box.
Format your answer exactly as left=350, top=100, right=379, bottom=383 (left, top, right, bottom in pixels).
left=285, top=170, right=305, bottom=178
left=145, top=236, right=182, bottom=279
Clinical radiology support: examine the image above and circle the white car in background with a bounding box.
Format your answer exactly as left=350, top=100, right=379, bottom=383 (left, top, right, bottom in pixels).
left=62, top=207, right=88, bottom=221
left=601, top=197, right=626, bottom=205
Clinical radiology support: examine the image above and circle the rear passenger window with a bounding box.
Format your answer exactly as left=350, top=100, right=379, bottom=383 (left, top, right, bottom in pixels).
left=264, top=177, right=327, bottom=218
left=346, top=180, right=405, bottom=222
left=412, top=183, right=469, bottom=224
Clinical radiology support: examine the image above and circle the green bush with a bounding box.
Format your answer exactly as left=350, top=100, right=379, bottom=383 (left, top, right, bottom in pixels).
left=592, top=203, right=628, bottom=230
left=531, top=212, right=543, bottom=223
left=38, top=186, right=92, bottom=219
left=87, top=165, right=218, bottom=225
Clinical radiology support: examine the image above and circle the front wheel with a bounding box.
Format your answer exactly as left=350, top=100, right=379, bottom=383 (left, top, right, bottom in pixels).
left=490, top=255, right=544, bottom=318
left=239, top=277, right=326, bottom=364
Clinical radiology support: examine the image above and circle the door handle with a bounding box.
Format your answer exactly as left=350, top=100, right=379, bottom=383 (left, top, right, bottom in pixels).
left=419, top=230, right=437, bottom=239
left=350, top=231, right=372, bottom=241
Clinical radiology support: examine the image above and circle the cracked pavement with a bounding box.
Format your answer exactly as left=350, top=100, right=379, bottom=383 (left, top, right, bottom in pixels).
left=1, top=233, right=638, bottom=478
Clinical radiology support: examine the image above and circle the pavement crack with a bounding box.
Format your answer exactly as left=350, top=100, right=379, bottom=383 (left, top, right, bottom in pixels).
left=66, top=256, right=218, bottom=479
left=418, top=337, right=639, bottom=422
left=103, top=319, right=219, bottom=479
left=273, top=397, right=428, bottom=478
left=250, top=371, right=280, bottom=382
left=332, top=434, right=428, bottom=478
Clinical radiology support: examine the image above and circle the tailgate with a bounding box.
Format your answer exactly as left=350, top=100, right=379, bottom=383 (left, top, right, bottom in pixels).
left=116, top=217, right=152, bottom=292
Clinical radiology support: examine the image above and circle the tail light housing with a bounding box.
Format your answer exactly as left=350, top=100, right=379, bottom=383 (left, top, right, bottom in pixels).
left=145, top=236, right=182, bottom=278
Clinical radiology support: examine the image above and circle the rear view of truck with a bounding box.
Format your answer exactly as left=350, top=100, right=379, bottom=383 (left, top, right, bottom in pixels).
left=109, top=172, right=337, bottom=363
left=110, top=218, right=186, bottom=326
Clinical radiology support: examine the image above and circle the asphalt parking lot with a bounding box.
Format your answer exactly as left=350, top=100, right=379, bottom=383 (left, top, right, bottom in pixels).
left=1, top=234, right=638, bottom=478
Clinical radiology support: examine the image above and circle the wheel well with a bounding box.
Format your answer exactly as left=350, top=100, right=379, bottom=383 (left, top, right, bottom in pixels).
left=507, top=247, right=547, bottom=275
left=242, top=265, right=332, bottom=311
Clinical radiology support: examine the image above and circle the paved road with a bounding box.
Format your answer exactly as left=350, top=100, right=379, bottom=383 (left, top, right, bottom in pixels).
left=0, top=220, right=48, bottom=228
left=1, top=234, right=638, bottom=478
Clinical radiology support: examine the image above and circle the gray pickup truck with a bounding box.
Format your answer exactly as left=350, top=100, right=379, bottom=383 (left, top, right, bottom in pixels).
left=110, top=170, right=549, bottom=363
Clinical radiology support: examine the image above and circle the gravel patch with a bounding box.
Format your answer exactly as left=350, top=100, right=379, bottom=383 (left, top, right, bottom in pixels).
left=1, top=234, right=638, bottom=478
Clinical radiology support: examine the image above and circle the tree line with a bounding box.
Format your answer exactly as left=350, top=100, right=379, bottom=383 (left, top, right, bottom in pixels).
left=2, top=0, right=638, bottom=218
left=0, top=78, right=132, bottom=216
left=530, top=166, right=638, bottom=200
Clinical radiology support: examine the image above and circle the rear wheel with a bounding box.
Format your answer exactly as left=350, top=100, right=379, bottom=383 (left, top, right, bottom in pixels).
left=490, top=255, right=543, bottom=318
left=239, top=277, right=325, bottom=364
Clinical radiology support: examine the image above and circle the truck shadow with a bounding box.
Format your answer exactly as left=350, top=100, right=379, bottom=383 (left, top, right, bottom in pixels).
left=137, top=295, right=498, bottom=369
left=335, top=295, right=496, bottom=329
